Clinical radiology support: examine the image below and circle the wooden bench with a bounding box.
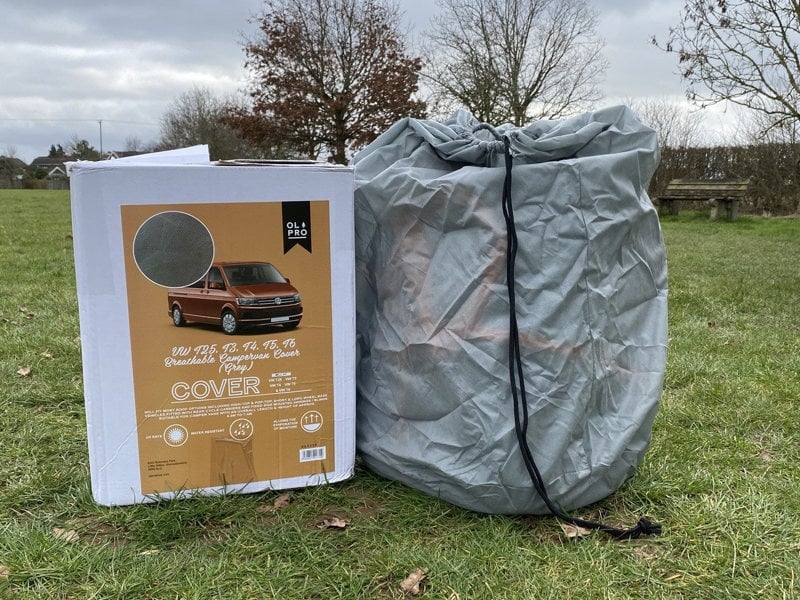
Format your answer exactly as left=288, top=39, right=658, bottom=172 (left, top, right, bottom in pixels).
left=657, top=178, right=751, bottom=221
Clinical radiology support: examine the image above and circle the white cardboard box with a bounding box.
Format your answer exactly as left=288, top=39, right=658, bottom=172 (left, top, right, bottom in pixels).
left=69, top=147, right=355, bottom=505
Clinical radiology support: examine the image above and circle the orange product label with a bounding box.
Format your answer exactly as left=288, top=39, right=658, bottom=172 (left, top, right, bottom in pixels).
left=119, top=201, right=335, bottom=494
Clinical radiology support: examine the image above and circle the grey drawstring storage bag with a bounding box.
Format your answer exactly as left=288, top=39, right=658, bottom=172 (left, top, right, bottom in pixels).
left=353, top=106, right=667, bottom=532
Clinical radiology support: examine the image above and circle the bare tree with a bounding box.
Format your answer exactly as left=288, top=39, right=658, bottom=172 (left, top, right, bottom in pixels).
left=228, top=0, right=425, bottom=164
left=743, top=106, right=800, bottom=145
left=626, top=97, right=704, bottom=150
left=124, top=136, right=145, bottom=153
left=160, top=87, right=258, bottom=160
left=625, top=97, right=706, bottom=196
left=423, top=0, right=607, bottom=126
left=742, top=108, right=800, bottom=215
left=655, top=0, right=800, bottom=132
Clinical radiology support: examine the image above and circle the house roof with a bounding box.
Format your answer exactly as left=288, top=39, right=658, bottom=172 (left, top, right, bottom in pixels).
left=30, top=156, right=73, bottom=169
left=104, top=150, right=143, bottom=160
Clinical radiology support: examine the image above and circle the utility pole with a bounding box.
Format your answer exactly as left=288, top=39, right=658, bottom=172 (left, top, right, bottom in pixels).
left=98, top=120, right=104, bottom=156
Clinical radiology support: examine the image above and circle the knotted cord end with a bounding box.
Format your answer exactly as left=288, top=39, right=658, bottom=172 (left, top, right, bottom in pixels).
left=613, top=517, right=662, bottom=540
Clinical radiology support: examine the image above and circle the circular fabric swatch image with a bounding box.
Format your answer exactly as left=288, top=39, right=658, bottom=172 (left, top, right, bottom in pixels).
left=133, top=211, right=214, bottom=287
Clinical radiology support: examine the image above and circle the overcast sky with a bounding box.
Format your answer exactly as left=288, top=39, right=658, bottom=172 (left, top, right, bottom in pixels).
left=0, top=0, right=731, bottom=163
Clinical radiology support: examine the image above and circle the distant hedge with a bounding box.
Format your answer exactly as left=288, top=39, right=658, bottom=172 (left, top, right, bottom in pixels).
left=652, top=144, right=800, bottom=215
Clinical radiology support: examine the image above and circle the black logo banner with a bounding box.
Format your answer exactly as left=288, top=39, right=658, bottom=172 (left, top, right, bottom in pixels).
left=282, top=201, right=312, bottom=254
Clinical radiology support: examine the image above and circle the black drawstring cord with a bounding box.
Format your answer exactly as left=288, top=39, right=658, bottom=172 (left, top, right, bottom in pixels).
left=500, top=134, right=661, bottom=540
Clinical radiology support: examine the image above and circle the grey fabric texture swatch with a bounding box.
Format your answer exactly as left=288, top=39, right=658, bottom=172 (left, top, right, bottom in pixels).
left=133, top=211, right=214, bottom=287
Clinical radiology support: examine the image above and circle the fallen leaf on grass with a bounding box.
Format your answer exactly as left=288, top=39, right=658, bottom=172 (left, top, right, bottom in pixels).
left=41, top=350, right=53, bottom=359
left=256, top=491, right=293, bottom=513
left=707, top=321, right=719, bottom=328
left=65, top=515, right=123, bottom=543
left=0, top=565, right=10, bottom=579
left=400, top=568, right=428, bottom=597
left=16, top=366, right=31, bottom=377
left=139, top=549, right=160, bottom=556
left=316, top=516, right=350, bottom=530
left=633, top=545, right=660, bottom=561
left=52, top=528, right=80, bottom=543
left=560, top=523, right=592, bottom=539
left=535, top=531, right=564, bottom=545
left=19, top=307, right=35, bottom=319
left=273, top=492, right=293, bottom=509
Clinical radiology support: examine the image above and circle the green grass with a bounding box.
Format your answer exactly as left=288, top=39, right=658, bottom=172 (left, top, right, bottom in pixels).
left=1, top=191, right=798, bottom=599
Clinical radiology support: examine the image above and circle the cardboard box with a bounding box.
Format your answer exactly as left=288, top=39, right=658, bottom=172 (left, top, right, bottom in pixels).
left=69, top=146, right=355, bottom=505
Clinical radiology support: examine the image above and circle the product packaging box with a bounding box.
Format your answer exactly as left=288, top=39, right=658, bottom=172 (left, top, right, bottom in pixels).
left=69, top=146, right=355, bottom=505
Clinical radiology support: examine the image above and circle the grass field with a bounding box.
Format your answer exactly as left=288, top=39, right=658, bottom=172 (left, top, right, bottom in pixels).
left=1, top=189, right=798, bottom=599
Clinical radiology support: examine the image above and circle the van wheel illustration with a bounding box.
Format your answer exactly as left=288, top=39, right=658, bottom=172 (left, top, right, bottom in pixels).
left=171, top=305, right=185, bottom=327
left=221, top=310, right=238, bottom=335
